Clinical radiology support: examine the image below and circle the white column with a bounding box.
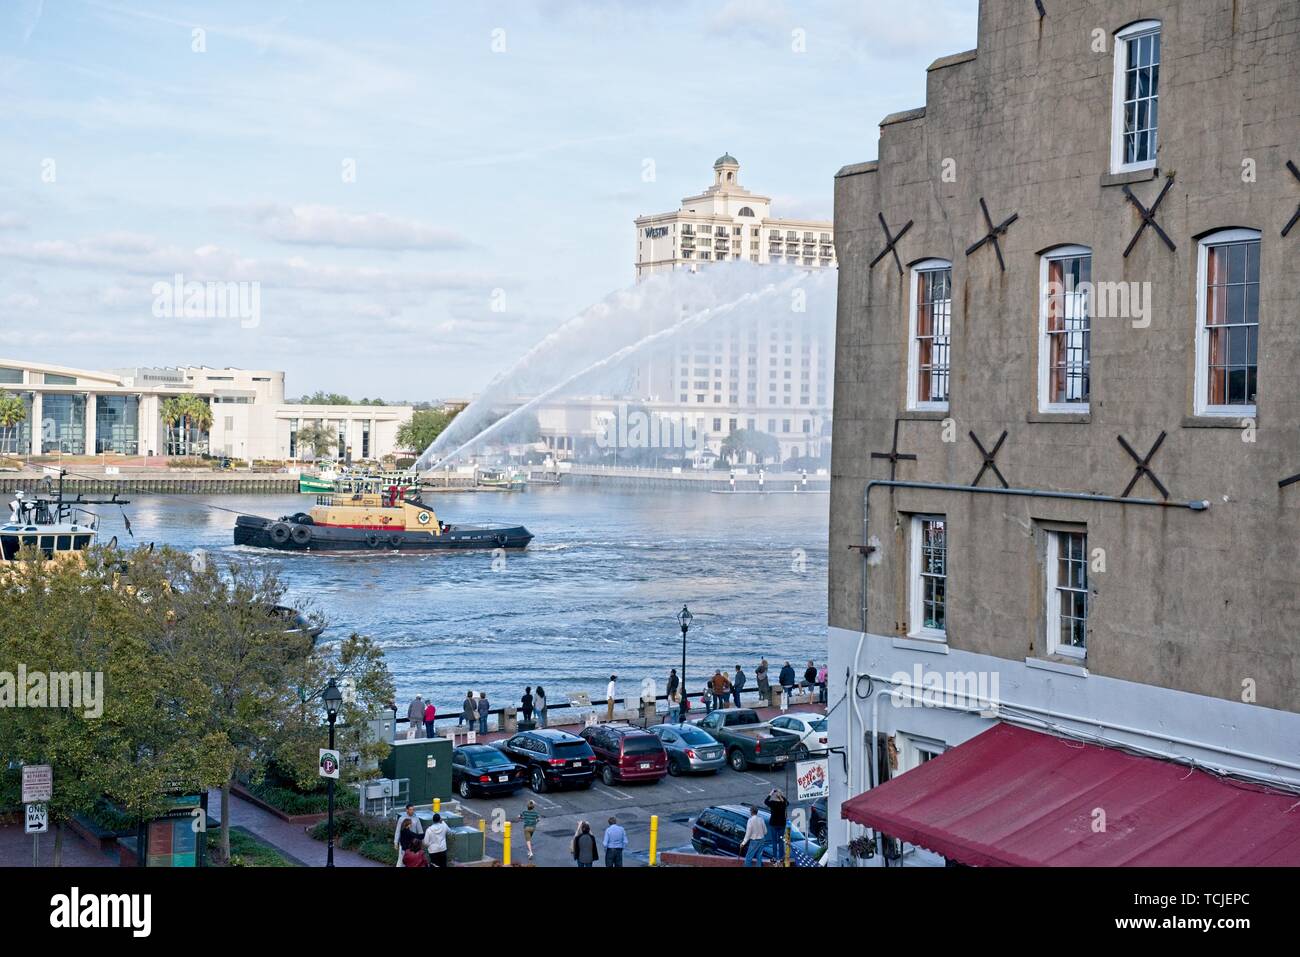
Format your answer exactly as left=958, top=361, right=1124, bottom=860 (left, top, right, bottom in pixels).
left=28, top=391, right=42, bottom=455
left=83, top=393, right=97, bottom=455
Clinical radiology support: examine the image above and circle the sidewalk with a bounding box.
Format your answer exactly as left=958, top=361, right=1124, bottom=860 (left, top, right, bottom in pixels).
left=0, top=823, right=116, bottom=867
left=207, top=788, right=383, bottom=868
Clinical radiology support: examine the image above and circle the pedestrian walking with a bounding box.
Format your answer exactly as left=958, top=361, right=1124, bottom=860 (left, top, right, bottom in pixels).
left=779, top=661, right=796, bottom=708
left=407, top=694, right=425, bottom=739
left=402, top=837, right=428, bottom=868
left=756, top=658, right=770, bottom=702
left=423, top=812, right=449, bottom=868
left=393, top=804, right=424, bottom=867
left=741, top=805, right=767, bottom=867
left=764, top=788, right=789, bottom=862
left=817, top=664, right=828, bottom=704
left=602, top=816, right=627, bottom=867
left=606, top=674, right=618, bottom=721
left=519, top=801, right=540, bottom=860
left=459, top=690, right=475, bottom=728
left=732, top=665, right=747, bottom=708
left=423, top=700, right=437, bottom=739
left=477, top=691, right=490, bottom=734
left=521, top=686, right=534, bottom=726
left=666, top=668, right=680, bottom=720
left=535, top=685, right=548, bottom=727
left=573, top=821, right=599, bottom=867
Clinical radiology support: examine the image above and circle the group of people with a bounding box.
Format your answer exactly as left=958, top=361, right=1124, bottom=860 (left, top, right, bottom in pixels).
left=661, top=659, right=828, bottom=722
left=394, top=803, right=450, bottom=867
left=402, top=658, right=829, bottom=741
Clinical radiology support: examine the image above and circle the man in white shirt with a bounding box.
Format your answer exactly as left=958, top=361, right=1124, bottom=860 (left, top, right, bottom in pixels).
left=606, top=674, right=617, bottom=721
left=741, top=805, right=767, bottom=867
left=423, top=812, right=450, bottom=867
left=393, top=803, right=424, bottom=866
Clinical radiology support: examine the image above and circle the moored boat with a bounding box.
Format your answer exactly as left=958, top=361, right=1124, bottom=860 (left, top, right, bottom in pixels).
left=234, top=484, right=532, bottom=552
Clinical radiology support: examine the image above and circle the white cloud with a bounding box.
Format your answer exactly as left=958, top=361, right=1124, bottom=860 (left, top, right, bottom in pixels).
left=235, top=203, right=471, bottom=251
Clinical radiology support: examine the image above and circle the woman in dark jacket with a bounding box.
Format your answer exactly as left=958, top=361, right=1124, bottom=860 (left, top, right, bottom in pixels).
left=573, top=821, right=599, bottom=867
left=521, top=687, right=534, bottom=725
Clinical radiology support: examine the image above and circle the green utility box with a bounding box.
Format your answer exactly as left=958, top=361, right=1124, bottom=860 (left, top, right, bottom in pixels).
left=380, top=737, right=453, bottom=806
left=448, top=825, right=484, bottom=863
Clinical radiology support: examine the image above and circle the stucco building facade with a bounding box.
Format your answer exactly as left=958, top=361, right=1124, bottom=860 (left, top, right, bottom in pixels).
left=827, top=0, right=1300, bottom=863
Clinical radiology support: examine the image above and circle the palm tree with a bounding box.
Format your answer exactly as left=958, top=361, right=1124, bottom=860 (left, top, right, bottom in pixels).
left=161, top=395, right=213, bottom=456
left=295, top=422, right=337, bottom=461
left=0, top=392, right=27, bottom=455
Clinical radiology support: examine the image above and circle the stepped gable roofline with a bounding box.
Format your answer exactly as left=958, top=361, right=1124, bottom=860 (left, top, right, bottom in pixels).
left=835, top=161, right=878, bottom=179
left=927, top=48, right=977, bottom=72
left=880, top=107, right=926, bottom=128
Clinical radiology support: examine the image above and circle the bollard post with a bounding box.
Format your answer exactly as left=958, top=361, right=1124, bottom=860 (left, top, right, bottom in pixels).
left=649, top=815, right=659, bottom=866
left=433, top=798, right=440, bottom=814
left=478, top=817, right=486, bottom=836
left=503, top=821, right=512, bottom=867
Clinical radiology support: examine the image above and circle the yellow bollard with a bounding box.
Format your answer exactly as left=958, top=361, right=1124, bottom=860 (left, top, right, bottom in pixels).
left=478, top=817, right=486, bottom=834
left=503, top=820, right=512, bottom=867
left=433, top=798, right=441, bottom=814
left=784, top=825, right=792, bottom=868
left=649, top=815, right=659, bottom=866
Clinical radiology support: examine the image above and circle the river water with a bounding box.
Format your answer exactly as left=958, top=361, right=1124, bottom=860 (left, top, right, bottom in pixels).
left=101, top=486, right=829, bottom=711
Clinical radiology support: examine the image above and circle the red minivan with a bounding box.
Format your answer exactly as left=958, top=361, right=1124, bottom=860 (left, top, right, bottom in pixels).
left=580, top=724, right=668, bottom=784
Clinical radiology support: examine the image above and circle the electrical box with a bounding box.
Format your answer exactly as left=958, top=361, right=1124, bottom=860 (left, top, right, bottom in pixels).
left=380, top=737, right=452, bottom=806
left=448, top=826, right=484, bottom=863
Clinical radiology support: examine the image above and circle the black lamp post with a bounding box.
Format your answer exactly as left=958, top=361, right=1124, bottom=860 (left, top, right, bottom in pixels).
left=322, top=678, right=343, bottom=868
left=677, top=605, right=692, bottom=723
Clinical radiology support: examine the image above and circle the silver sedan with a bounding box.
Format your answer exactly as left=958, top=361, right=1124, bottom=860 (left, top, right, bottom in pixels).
left=649, top=723, right=727, bottom=775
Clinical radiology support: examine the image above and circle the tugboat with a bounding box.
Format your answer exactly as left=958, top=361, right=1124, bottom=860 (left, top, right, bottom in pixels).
left=234, top=484, right=533, bottom=552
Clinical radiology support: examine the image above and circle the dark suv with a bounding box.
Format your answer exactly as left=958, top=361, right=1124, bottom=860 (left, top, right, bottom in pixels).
left=494, top=728, right=596, bottom=793
left=579, top=724, right=668, bottom=785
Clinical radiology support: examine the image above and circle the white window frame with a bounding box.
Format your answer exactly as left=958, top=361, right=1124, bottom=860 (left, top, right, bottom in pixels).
left=1037, top=245, right=1092, bottom=413
left=896, top=732, right=946, bottom=774
left=908, top=514, right=947, bottom=641
left=1045, top=529, right=1088, bottom=660
left=1194, top=228, right=1261, bottom=417
left=1109, top=20, right=1162, bottom=174
left=906, top=258, right=953, bottom=411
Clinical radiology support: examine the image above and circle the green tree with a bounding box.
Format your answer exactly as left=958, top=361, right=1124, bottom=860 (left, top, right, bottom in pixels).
left=0, top=392, right=27, bottom=455
left=295, top=423, right=337, bottom=460
left=396, top=408, right=455, bottom=453
left=720, top=428, right=780, bottom=465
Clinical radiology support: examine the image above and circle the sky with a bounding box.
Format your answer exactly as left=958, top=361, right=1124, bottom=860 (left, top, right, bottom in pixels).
left=0, top=0, right=977, bottom=400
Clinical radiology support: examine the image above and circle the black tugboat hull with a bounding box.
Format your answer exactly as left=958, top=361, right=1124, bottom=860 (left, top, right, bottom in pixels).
left=234, top=515, right=533, bottom=551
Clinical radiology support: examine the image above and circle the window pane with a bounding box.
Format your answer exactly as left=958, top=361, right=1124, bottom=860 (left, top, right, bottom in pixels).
left=1203, top=239, right=1260, bottom=408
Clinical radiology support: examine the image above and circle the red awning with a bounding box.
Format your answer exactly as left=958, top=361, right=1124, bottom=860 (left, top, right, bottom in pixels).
left=841, top=723, right=1300, bottom=866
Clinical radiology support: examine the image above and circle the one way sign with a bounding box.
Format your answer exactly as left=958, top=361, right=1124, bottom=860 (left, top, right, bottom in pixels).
left=25, top=803, right=48, bottom=834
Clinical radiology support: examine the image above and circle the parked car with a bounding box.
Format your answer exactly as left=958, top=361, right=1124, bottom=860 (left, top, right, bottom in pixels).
left=649, top=723, right=726, bottom=775
left=579, top=723, right=669, bottom=784
left=450, top=744, right=526, bottom=799
left=808, top=797, right=828, bottom=844
left=494, top=728, right=596, bottom=793
left=692, top=707, right=800, bottom=771
left=768, top=712, right=829, bottom=758
left=691, top=804, right=822, bottom=863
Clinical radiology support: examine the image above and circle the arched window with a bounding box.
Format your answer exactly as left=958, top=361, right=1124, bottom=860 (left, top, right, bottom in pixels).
left=1195, top=228, right=1261, bottom=415
left=1110, top=20, right=1161, bottom=173
left=907, top=259, right=952, bottom=410
left=738, top=206, right=755, bottom=217
left=1038, top=245, right=1092, bottom=412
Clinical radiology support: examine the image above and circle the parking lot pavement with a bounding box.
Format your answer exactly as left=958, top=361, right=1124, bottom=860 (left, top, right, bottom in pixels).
left=452, top=760, right=823, bottom=868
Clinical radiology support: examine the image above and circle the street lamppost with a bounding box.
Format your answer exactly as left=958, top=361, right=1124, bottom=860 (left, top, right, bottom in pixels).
left=677, top=605, right=692, bottom=723
left=322, top=678, right=343, bottom=868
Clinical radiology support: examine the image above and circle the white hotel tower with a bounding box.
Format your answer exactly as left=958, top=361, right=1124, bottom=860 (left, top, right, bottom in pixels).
left=630, top=155, right=835, bottom=463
